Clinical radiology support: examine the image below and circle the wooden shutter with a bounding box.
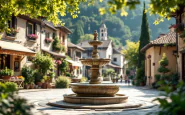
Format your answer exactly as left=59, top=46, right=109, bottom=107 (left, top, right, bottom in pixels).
left=12, top=16, right=17, bottom=29
left=34, top=23, right=37, bottom=34
left=26, top=21, right=28, bottom=36
left=53, top=32, right=56, bottom=39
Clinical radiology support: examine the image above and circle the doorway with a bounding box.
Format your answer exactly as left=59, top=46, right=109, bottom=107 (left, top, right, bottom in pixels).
left=0, top=54, right=10, bottom=69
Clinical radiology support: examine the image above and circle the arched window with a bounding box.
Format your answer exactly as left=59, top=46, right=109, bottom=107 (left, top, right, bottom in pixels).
left=101, top=30, right=103, bottom=32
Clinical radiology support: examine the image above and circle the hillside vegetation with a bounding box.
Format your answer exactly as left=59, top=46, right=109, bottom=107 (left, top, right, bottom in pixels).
left=61, top=1, right=175, bottom=47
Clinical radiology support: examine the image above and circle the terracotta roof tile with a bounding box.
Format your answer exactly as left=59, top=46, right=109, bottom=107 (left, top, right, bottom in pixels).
left=141, top=31, right=176, bottom=52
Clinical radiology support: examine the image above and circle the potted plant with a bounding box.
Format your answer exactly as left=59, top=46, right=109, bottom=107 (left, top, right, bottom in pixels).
left=45, top=38, right=53, bottom=43
left=6, top=28, right=19, bottom=37
left=0, top=67, right=14, bottom=80
left=27, top=34, right=38, bottom=41
left=52, top=37, right=62, bottom=52
left=24, top=83, right=30, bottom=89
left=41, top=79, right=47, bottom=89
left=30, top=82, right=35, bottom=89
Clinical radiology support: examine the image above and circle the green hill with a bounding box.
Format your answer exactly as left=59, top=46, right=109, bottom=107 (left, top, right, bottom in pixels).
left=60, top=1, right=175, bottom=47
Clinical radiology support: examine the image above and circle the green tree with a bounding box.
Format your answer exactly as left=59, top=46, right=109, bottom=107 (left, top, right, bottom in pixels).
left=71, top=22, right=84, bottom=44
left=78, top=34, right=94, bottom=43
left=158, top=53, right=170, bottom=76
left=122, top=40, right=139, bottom=68
left=138, top=2, right=150, bottom=68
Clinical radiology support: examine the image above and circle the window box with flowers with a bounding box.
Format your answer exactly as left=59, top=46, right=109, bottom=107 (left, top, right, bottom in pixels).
left=45, top=38, right=53, bottom=44
left=5, top=28, right=19, bottom=40
left=27, top=34, right=38, bottom=42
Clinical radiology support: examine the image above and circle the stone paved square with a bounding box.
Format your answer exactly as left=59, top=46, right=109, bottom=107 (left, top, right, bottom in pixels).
left=19, top=83, right=161, bottom=115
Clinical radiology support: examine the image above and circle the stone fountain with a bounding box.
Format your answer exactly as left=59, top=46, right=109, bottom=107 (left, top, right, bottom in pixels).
left=63, top=30, right=128, bottom=105
left=47, top=31, right=146, bottom=109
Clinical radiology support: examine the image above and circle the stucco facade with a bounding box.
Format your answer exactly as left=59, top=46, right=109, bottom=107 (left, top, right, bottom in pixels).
left=1, top=16, right=41, bottom=76
left=145, top=46, right=177, bottom=85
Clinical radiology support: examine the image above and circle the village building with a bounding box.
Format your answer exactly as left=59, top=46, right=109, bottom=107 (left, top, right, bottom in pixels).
left=0, top=15, right=72, bottom=77
left=78, top=23, right=125, bottom=78
left=67, top=42, right=84, bottom=78
left=141, top=29, right=177, bottom=86
left=170, top=6, right=185, bottom=82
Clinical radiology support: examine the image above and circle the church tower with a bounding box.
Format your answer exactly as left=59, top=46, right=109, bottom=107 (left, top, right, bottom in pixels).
left=100, top=22, right=107, bottom=41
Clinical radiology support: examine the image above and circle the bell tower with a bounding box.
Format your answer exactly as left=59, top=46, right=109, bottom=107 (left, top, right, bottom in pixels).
left=99, top=22, right=107, bottom=41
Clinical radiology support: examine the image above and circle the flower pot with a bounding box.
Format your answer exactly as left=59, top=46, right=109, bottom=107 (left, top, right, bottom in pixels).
left=2, top=76, right=11, bottom=80
left=30, top=84, right=34, bottom=89
left=36, top=82, right=42, bottom=87
left=42, top=83, right=47, bottom=89
left=24, top=84, right=30, bottom=89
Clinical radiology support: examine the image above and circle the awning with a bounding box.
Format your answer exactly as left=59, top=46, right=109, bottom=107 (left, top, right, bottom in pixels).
left=0, top=41, right=35, bottom=56
left=66, top=59, right=83, bottom=67
left=107, top=63, right=121, bottom=69
left=42, top=49, right=66, bottom=58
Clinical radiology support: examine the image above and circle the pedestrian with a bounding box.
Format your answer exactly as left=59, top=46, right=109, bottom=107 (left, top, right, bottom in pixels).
left=120, top=75, right=123, bottom=83
left=125, top=75, right=128, bottom=84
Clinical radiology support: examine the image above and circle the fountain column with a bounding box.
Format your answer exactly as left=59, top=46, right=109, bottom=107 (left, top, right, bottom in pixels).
left=89, top=30, right=102, bottom=84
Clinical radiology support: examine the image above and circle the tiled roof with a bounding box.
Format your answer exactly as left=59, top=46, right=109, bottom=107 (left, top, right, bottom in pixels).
left=67, top=42, right=85, bottom=51
left=44, top=21, right=72, bottom=34
left=141, top=31, right=176, bottom=52
left=77, top=40, right=112, bottom=49
left=113, top=48, right=122, bottom=54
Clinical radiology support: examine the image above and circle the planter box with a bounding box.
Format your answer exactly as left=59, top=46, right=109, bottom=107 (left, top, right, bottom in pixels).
left=72, top=78, right=81, bottom=83
left=103, top=76, right=111, bottom=81
left=5, top=36, right=16, bottom=41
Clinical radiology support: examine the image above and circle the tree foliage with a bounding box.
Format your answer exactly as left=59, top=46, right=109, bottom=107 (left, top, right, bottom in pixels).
left=158, top=53, right=170, bottom=76
left=122, top=40, right=139, bottom=68
left=78, top=34, right=94, bottom=43
left=33, top=53, right=54, bottom=75
left=0, top=82, right=33, bottom=115
left=138, top=2, right=150, bottom=67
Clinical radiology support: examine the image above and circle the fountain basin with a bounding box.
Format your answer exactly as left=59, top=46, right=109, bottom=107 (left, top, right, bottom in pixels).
left=70, top=83, right=119, bottom=97
left=64, top=94, right=128, bottom=105
left=89, top=41, right=103, bottom=46
left=80, top=59, right=110, bottom=66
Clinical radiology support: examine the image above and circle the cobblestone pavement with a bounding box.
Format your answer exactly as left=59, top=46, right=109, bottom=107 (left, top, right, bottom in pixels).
left=18, top=83, right=161, bottom=115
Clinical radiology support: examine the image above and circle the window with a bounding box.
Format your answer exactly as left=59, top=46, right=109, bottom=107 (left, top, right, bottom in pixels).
left=45, top=32, right=50, bottom=38
left=26, top=22, right=37, bottom=36
left=102, top=33, right=104, bottom=37
left=62, top=35, right=65, bottom=42
left=113, top=58, right=117, bottom=62
left=101, top=30, right=103, bottom=32
left=8, top=16, right=17, bottom=28
left=76, top=51, right=81, bottom=58
left=27, top=23, right=34, bottom=35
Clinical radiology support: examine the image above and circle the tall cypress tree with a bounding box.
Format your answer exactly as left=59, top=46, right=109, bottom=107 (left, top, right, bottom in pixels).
left=138, top=2, right=150, bottom=67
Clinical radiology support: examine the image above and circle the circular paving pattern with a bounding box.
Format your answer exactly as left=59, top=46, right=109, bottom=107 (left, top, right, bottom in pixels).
left=45, top=98, right=156, bottom=110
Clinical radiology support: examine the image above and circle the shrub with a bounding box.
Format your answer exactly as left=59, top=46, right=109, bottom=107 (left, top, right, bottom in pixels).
left=153, top=82, right=185, bottom=115
left=0, top=67, right=14, bottom=76
left=33, top=53, right=54, bottom=75
left=136, top=67, right=145, bottom=86
left=0, top=82, right=34, bottom=115
left=55, top=76, right=71, bottom=88
left=4, top=82, right=18, bottom=92
left=22, top=66, right=34, bottom=84
left=33, top=70, right=42, bottom=83
left=80, top=76, right=88, bottom=82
